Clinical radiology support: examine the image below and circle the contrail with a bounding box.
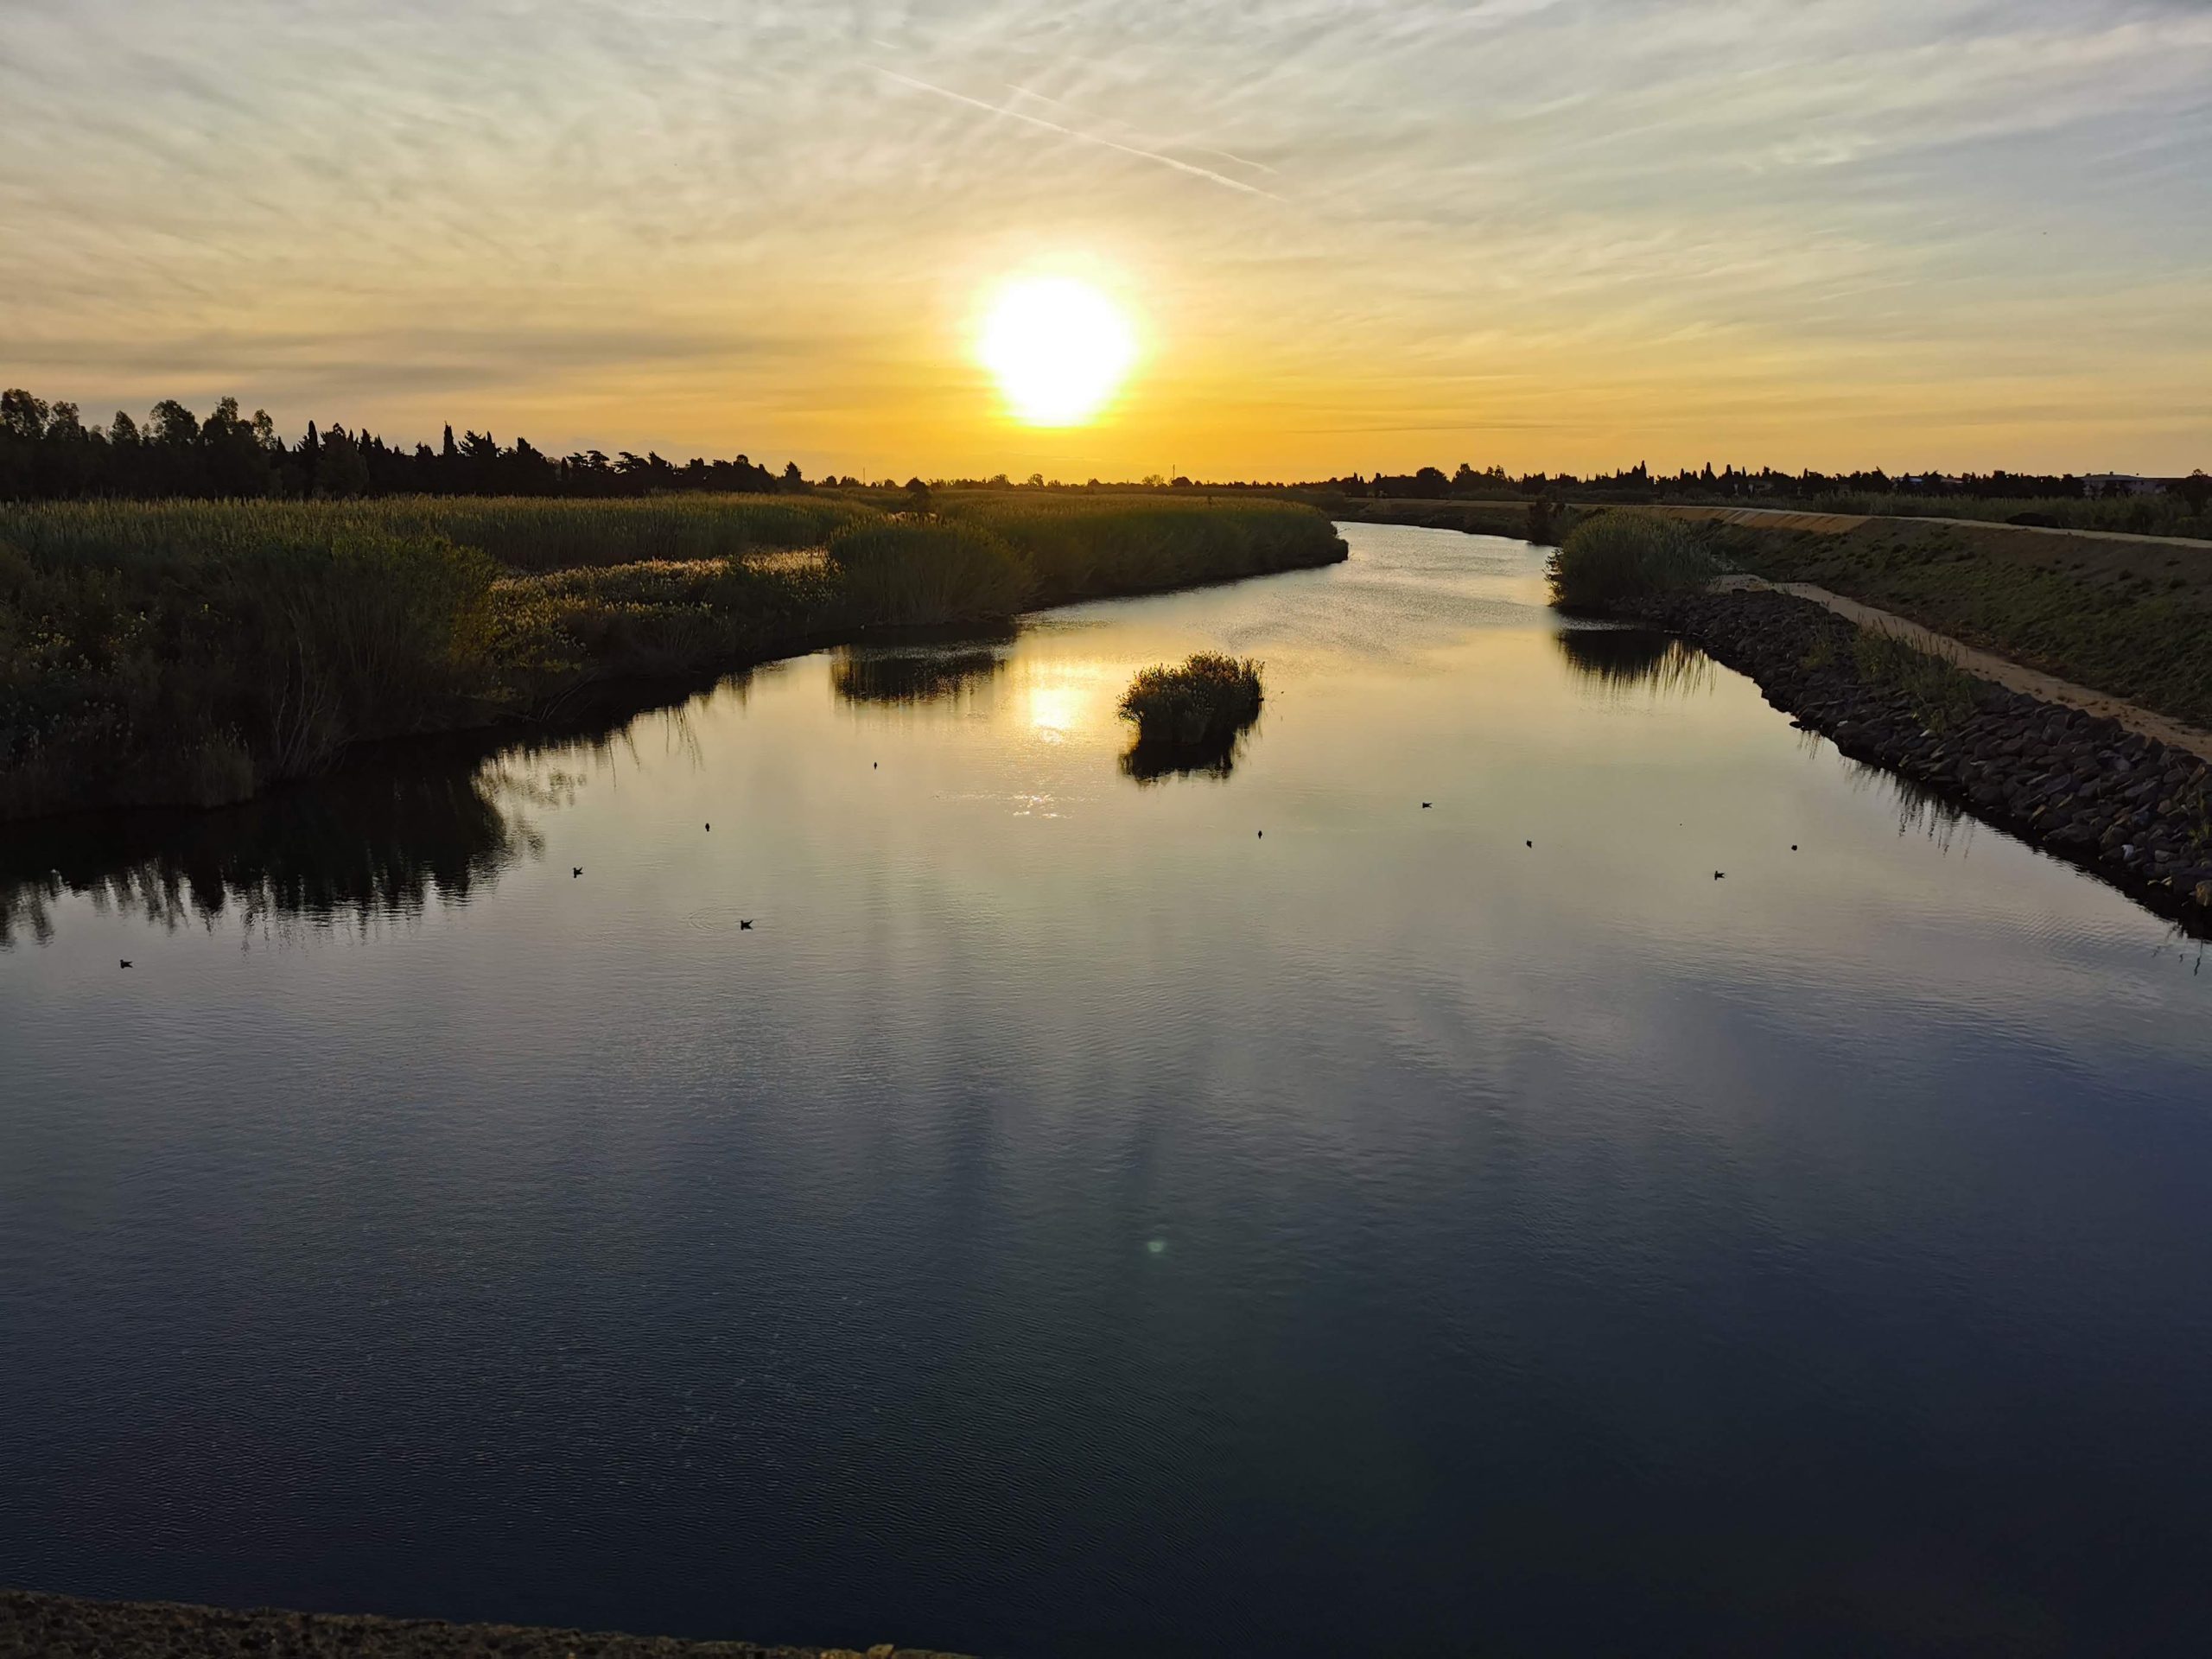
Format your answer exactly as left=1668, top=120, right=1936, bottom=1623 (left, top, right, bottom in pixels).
left=1003, top=82, right=1280, bottom=175
left=1190, top=144, right=1280, bottom=176
left=874, top=67, right=1283, bottom=201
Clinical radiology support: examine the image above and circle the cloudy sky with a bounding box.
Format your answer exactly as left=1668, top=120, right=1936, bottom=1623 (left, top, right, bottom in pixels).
left=3, top=0, right=2209, bottom=477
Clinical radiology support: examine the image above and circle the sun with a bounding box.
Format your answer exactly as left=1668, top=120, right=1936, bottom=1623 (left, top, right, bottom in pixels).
left=979, top=276, right=1137, bottom=426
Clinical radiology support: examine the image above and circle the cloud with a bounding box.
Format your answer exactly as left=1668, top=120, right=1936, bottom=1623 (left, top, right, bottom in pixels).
left=0, top=0, right=2207, bottom=473
left=872, top=67, right=1285, bottom=200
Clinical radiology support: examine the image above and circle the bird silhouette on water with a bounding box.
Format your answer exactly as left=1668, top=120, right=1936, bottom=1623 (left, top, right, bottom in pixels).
left=119, top=960, right=131, bottom=969
left=573, top=867, right=583, bottom=878
left=740, top=919, right=754, bottom=930
left=1525, top=839, right=1534, bottom=849
left=1421, top=802, right=1432, bottom=809
left=1714, top=871, right=1726, bottom=880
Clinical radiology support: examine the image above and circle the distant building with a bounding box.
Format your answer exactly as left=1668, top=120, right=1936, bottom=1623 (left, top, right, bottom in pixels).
left=2082, top=474, right=2167, bottom=497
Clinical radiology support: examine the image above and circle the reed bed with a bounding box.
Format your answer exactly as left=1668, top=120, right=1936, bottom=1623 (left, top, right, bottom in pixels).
left=1, top=494, right=1342, bottom=818
left=0, top=495, right=868, bottom=575
left=950, top=498, right=1346, bottom=599
left=826, top=520, right=1033, bottom=625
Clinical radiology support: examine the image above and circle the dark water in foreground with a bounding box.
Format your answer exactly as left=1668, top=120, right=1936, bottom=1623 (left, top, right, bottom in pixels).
left=4, top=525, right=2210, bottom=1656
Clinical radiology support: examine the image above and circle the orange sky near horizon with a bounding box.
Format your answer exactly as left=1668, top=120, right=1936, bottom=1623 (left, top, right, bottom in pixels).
left=4, top=1, right=2209, bottom=480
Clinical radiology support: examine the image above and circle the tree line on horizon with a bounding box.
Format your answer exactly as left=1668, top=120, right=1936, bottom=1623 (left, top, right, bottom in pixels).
left=0, top=389, right=808, bottom=504
left=1325, top=460, right=2210, bottom=511
left=3, top=386, right=2203, bottom=512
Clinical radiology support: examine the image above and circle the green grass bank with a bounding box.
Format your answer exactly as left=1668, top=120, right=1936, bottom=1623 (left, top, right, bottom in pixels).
left=0, top=494, right=1344, bottom=820
left=1689, top=514, right=2212, bottom=732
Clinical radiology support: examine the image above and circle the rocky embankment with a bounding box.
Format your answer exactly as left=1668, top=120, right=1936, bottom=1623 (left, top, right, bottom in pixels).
left=0, top=1588, right=969, bottom=1659
left=1645, top=589, right=2212, bottom=935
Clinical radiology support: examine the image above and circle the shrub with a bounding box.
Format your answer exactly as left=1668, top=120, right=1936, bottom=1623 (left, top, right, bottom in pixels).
left=1119, top=653, right=1264, bottom=747
left=1546, top=512, right=1719, bottom=613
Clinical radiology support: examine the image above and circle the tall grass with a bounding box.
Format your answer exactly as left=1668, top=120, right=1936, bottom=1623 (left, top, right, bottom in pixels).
left=2, top=509, right=495, bottom=817
left=1, top=494, right=1344, bottom=818
left=0, top=495, right=872, bottom=575
left=826, top=520, right=1033, bottom=625
left=488, top=554, right=842, bottom=684
left=949, top=498, right=1346, bottom=598
left=385, top=495, right=872, bottom=570
left=1852, top=627, right=1985, bottom=733
left=1546, top=512, right=1720, bottom=613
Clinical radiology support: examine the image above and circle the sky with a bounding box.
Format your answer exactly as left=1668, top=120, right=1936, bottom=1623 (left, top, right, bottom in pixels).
left=3, top=0, right=2209, bottom=479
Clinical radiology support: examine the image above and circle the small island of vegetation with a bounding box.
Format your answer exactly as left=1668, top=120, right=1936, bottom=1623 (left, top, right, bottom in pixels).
left=1119, top=654, right=1265, bottom=747
left=1118, top=653, right=1266, bottom=782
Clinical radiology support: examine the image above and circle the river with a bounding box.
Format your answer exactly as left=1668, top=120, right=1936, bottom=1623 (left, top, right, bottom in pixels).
left=3, top=523, right=2209, bottom=1656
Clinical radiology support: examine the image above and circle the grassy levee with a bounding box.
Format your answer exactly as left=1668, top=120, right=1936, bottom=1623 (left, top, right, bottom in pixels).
left=1694, top=515, right=2212, bottom=731
left=0, top=494, right=1344, bottom=819
left=1802, top=490, right=2212, bottom=541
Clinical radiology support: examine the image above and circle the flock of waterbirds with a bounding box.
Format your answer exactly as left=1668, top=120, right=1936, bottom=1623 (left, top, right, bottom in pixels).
left=524, top=762, right=1807, bottom=961
left=105, top=760, right=1818, bottom=971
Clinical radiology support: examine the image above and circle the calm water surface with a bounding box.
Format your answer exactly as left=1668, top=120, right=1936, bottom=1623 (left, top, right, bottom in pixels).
left=4, top=525, right=2210, bottom=1656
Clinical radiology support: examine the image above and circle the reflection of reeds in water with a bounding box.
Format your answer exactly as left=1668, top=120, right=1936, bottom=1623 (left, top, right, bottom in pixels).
left=1121, top=730, right=1247, bottom=785
left=0, top=680, right=744, bottom=948
left=1555, top=628, right=1714, bottom=698
left=1829, top=742, right=1974, bottom=853
left=831, top=645, right=1008, bottom=706
left=0, top=760, right=547, bottom=948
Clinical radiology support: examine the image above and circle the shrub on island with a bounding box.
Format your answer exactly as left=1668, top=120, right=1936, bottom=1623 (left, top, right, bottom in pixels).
left=1119, top=653, right=1264, bottom=748
left=1546, top=512, right=1719, bottom=613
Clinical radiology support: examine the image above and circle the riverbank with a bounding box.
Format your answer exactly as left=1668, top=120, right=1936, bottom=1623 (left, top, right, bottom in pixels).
left=1713, top=574, right=2212, bottom=764
left=0, top=496, right=1345, bottom=821
left=1641, top=586, right=2212, bottom=935
left=0, top=1588, right=969, bottom=1658
left=1672, top=510, right=2212, bottom=733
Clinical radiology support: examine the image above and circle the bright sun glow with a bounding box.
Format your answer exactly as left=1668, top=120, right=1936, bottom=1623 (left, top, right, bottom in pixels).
left=979, top=276, right=1137, bottom=426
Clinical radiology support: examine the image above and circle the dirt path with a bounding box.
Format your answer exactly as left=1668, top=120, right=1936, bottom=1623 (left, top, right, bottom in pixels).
left=1643, top=505, right=1872, bottom=535
left=1711, top=575, right=2212, bottom=763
